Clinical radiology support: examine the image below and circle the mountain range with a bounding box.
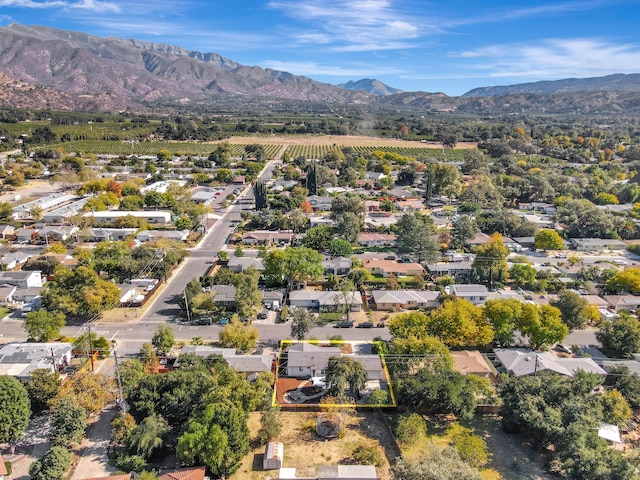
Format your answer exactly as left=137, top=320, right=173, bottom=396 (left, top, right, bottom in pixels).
left=1, top=23, right=640, bottom=116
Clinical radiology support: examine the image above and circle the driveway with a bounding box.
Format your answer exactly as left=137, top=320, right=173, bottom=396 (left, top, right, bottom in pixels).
left=70, top=407, right=118, bottom=480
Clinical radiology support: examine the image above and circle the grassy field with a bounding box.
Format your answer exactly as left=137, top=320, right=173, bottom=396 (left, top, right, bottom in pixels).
left=229, top=410, right=394, bottom=480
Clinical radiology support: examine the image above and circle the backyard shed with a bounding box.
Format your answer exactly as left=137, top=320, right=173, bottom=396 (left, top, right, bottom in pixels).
left=264, top=441, right=284, bottom=470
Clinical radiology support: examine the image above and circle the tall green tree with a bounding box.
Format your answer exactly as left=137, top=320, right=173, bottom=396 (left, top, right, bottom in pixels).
left=27, top=368, right=61, bottom=414
left=534, top=229, right=564, bottom=251
left=29, top=446, right=71, bottom=480
left=597, top=313, right=640, bottom=358
left=263, top=246, right=324, bottom=292
left=326, top=356, right=368, bottom=400
left=426, top=298, right=494, bottom=348
left=395, top=212, right=439, bottom=263
left=290, top=307, right=315, bottom=341
left=253, top=180, right=267, bottom=210
left=151, top=325, right=175, bottom=355
left=234, top=270, right=262, bottom=319
left=451, top=215, right=479, bottom=249
left=519, top=303, right=568, bottom=350
left=24, top=310, right=66, bottom=342
left=302, top=225, right=334, bottom=251
left=471, top=232, right=510, bottom=287
left=49, top=396, right=87, bottom=446
left=482, top=298, right=523, bottom=346
left=219, top=317, right=259, bottom=352
left=0, top=376, right=30, bottom=443
left=177, top=403, right=250, bottom=477
left=550, top=290, right=590, bottom=330
left=128, top=414, right=168, bottom=459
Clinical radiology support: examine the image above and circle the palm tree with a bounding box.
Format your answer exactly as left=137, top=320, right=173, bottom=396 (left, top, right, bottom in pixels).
left=128, top=414, right=168, bottom=459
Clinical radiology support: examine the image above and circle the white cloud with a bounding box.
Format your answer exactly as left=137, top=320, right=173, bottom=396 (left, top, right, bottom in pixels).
left=451, top=38, right=640, bottom=79
left=268, top=0, right=423, bottom=52
left=262, top=59, right=402, bottom=78
left=0, top=0, right=120, bottom=13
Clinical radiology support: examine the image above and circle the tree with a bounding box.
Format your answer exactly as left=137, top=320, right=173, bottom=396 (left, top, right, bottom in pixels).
left=392, top=445, right=482, bottom=480
left=290, top=307, right=315, bottom=341
left=451, top=215, right=479, bottom=249
left=175, top=215, right=192, bottom=230
left=29, top=446, right=71, bottom=480
left=396, top=413, right=427, bottom=445
left=447, top=424, right=488, bottom=469
left=423, top=163, right=462, bottom=199
left=302, top=225, right=334, bottom=251
left=263, top=246, right=324, bottom=292
left=254, top=180, right=267, bottom=210
left=509, top=263, right=536, bottom=289
left=334, top=211, right=361, bottom=243
left=606, top=267, right=640, bottom=294
left=597, top=314, right=640, bottom=358
left=550, top=290, right=590, bottom=330
left=152, top=325, right=175, bottom=355
left=0, top=375, right=30, bottom=444
left=329, top=238, right=353, bottom=257
left=54, top=371, right=116, bottom=416
left=518, top=303, right=568, bottom=350
left=177, top=402, right=250, bottom=477
left=426, top=298, right=494, bottom=348
left=49, top=396, right=87, bottom=446
left=27, top=368, right=61, bottom=414
left=325, top=356, right=367, bottom=400
left=24, top=310, right=65, bottom=342
left=535, top=229, right=564, bottom=251
left=257, top=405, right=282, bottom=445
left=395, top=212, right=439, bottom=263
left=397, top=167, right=417, bottom=186
left=471, top=232, right=510, bottom=287
left=460, top=175, right=503, bottom=209
left=604, top=365, right=640, bottom=409
left=219, top=317, right=259, bottom=352
left=128, top=414, right=168, bottom=459
left=234, top=270, right=262, bottom=319
left=482, top=298, right=523, bottom=346
left=0, top=201, right=13, bottom=221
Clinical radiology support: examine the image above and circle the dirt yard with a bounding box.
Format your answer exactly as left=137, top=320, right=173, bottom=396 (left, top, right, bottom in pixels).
left=214, top=135, right=477, bottom=149
left=229, top=410, right=395, bottom=480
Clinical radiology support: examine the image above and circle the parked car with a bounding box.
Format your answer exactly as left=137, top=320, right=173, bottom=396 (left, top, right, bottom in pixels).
left=376, top=322, right=386, bottom=328
left=557, top=343, right=573, bottom=354
left=257, top=310, right=268, bottom=319
left=195, top=317, right=212, bottom=325
left=356, top=321, right=374, bottom=328
left=335, top=321, right=354, bottom=328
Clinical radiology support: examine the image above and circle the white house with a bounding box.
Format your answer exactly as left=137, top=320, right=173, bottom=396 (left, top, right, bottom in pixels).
left=446, top=284, right=488, bottom=305
left=88, top=210, right=172, bottom=224
left=289, top=290, right=363, bottom=312
left=0, top=343, right=73, bottom=381
left=372, top=290, right=440, bottom=311
left=0, top=270, right=43, bottom=288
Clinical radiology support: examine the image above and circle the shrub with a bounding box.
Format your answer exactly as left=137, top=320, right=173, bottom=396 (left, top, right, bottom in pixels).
left=352, top=443, right=383, bottom=466
left=396, top=413, right=427, bottom=445
left=329, top=335, right=343, bottom=346
left=367, top=389, right=389, bottom=405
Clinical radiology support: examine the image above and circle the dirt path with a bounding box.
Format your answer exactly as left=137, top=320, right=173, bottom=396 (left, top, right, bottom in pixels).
left=70, top=407, right=118, bottom=480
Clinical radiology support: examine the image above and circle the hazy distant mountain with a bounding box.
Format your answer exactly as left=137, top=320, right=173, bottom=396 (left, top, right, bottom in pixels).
left=0, top=24, right=369, bottom=109
left=338, top=79, right=402, bottom=96
left=463, top=73, right=640, bottom=97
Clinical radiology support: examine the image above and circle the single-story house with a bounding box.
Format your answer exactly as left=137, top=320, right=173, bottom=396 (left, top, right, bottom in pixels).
left=394, top=199, right=425, bottom=211
left=88, top=210, right=172, bottom=224
left=571, top=238, right=628, bottom=251
left=426, top=261, right=472, bottom=278
left=365, top=200, right=380, bottom=212
left=228, top=256, right=265, bottom=273
left=0, top=270, right=43, bottom=288
left=357, top=233, right=397, bottom=247
left=0, top=224, right=15, bottom=239
left=179, top=346, right=274, bottom=378
left=286, top=343, right=385, bottom=382
left=90, top=228, right=138, bottom=241
left=446, top=284, right=488, bottom=305
left=242, top=230, right=294, bottom=245
left=466, top=232, right=492, bottom=248
left=323, top=257, right=352, bottom=276
left=211, top=284, right=237, bottom=307
left=451, top=350, right=497, bottom=381
left=159, top=466, right=206, bottom=480
left=604, top=295, right=640, bottom=313
left=0, top=284, right=16, bottom=304
left=289, top=290, right=363, bottom=312
left=0, top=251, right=32, bottom=270
left=42, top=197, right=91, bottom=224
left=308, top=216, right=334, bottom=228
left=362, top=259, right=425, bottom=278
left=0, top=342, right=73, bottom=381
left=262, top=290, right=284, bottom=309
left=372, top=290, right=440, bottom=311
left=287, top=343, right=342, bottom=378
left=493, top=348, right=606, bottom=377
left=191, top=188, right=220, bottom=204
left=136, top=230, right=190, bottom=242
left=15, top=227, right=38, bottom=243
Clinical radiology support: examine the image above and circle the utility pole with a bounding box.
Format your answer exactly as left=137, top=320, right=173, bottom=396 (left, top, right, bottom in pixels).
left=113, top=345, right=127, bottom=414
left=184, top=291, right=192, bottom=324
left=87, top=324, right=94, bottom=371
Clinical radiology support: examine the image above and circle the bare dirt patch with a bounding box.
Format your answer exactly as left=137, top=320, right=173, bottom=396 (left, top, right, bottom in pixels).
left=229, top=410, right=394, bottom=480
left=213, top=135, right=477, bottom=149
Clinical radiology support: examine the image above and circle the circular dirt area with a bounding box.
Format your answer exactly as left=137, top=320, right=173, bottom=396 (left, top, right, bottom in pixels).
left=316, top=414, right=340, bottom=439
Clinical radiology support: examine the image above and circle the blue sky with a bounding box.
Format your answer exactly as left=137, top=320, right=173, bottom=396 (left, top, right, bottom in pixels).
left=1, top=0, right=640, bottom=95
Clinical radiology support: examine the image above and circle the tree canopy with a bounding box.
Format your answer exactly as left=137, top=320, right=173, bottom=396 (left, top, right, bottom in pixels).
left=0, top=375, right=31, bottom=444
